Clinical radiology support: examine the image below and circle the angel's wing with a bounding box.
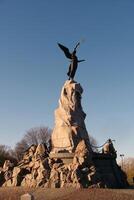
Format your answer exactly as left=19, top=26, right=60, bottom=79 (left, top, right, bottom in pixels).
left=58, top=43, right=72, bottom=59
left=78, top=59, right=85, bottom=63
left=74, top=42, right=80, bottom=51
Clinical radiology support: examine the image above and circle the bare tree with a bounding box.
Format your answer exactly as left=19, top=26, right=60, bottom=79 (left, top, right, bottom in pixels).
left=14, top=139, right=29, bottom=161
left=120, top=157, right=134, bottom=184
left=24, top=127, right=51, bottom=146
left=88, top=134, right=98, bottom=152
left=14, top=126, right=52, bottom=161
left=0, top=145, right=17, bottom=166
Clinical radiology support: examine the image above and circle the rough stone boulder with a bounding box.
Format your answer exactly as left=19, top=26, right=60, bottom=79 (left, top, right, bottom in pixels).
left=2, top=144, right=50, bottom=187
left=73, top=140, right=92, bottom=167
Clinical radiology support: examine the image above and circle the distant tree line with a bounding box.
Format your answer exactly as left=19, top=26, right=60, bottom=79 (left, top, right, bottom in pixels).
left=14, top=126, right=51, bottom=161
left=0, top=126, right=51, bottom=165
left=0, top=145, right=17, bottom=166
left=121, top=157, right=134, bottom=184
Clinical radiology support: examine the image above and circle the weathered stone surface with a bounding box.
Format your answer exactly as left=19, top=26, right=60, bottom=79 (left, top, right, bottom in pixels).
left=34, top=143, right=48, bottom=159
left=102, top=139, right=117, bottom=157
left=3, top=160, right=13, bottom=172
left=12, top=167, right=22, bottom=186
left=21, top=174, right=36, bottom=187
left=73, top=140, right=92, bottom=167
left=51, top=80, right=91, bottom=153
left=20, top=193, right=34, bottom=200
left=2, top=179, right=12, bottom=187
left=49, top=152, right=74, bottom=164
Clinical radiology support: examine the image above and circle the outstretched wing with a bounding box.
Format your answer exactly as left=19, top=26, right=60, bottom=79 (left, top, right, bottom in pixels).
left=78, top=59, right=85, bottom=63
left=58, top=43, right=72, bottom=59
left=74, top=42, right=80, bottom=51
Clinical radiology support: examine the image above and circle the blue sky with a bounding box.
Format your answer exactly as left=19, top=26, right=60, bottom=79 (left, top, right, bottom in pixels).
left=0, top=0, right=134, bottom=160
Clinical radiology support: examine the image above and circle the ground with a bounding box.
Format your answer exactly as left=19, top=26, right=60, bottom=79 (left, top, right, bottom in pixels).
left=0, top=187, right=134, bottom=200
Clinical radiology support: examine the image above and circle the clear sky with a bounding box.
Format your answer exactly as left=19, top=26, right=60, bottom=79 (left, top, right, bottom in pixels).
left=0, top=0, right=134, bottom=160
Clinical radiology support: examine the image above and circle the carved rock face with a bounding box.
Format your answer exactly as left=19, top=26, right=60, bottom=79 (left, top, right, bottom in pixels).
left=51, top=80, right=91, bottom=153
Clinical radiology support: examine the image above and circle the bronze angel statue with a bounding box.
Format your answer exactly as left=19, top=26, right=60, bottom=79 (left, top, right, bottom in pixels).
left=58, top=42, right=85, bottom=80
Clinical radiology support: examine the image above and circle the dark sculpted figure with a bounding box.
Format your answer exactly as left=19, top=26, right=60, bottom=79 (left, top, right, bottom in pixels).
left=58, top=42, right=85, bottom=80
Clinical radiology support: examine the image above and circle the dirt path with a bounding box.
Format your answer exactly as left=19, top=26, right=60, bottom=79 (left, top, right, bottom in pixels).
left=0, top=187, right=134, bottom=200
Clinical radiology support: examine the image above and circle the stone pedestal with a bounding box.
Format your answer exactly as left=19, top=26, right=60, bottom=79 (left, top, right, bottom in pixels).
left=49, top=153, right=74, bottom=164
left=51, top=80, right=91, bottom=154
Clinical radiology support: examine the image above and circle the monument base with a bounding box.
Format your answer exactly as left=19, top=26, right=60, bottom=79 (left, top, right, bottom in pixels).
left=0, top=144, right=129, bottom=188
left=49, top=152, right=75, bottom=164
